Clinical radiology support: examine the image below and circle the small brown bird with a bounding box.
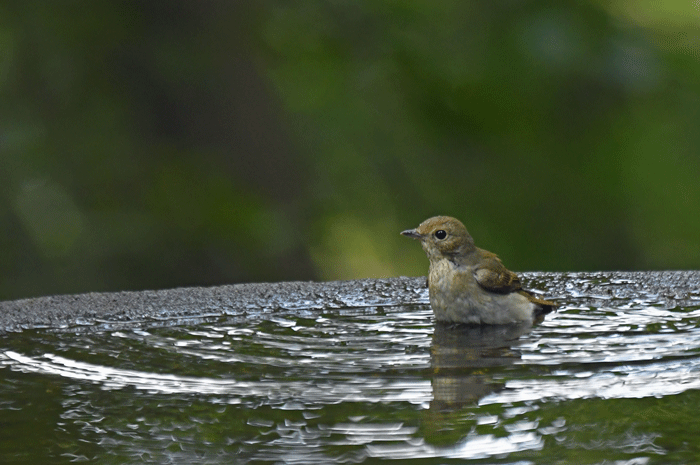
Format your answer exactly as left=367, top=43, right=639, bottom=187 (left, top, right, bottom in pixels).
left=401, top=216, right=556, bottom=325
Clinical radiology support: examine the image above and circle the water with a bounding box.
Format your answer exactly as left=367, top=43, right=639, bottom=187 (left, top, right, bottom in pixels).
left=2, top=273, right=700, bottom=464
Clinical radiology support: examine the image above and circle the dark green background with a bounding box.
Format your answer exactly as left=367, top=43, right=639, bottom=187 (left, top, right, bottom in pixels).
left=2, top=1, right=699, bottom=300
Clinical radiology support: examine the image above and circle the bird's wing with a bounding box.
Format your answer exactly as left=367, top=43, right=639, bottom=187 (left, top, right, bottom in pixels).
left=473, top=255, right=522, bottom=294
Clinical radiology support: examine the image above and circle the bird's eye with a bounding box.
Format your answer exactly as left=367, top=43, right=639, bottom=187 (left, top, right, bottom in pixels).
left=434, top=230, right=447, bottom=240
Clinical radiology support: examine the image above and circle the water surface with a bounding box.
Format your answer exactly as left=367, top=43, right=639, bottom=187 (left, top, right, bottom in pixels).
left=2, top=273, right=700, bottom=463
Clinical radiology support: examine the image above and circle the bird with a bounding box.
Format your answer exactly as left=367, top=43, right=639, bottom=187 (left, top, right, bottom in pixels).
left=401, top=215, right=556, bottom=325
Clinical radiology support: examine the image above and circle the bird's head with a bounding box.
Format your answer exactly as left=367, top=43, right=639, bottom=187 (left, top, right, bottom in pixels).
left=401, top=216, right=476, bottom=261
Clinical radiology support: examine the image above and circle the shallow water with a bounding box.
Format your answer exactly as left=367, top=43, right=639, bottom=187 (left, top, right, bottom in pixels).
left=2, top=274, right=700, bottom=464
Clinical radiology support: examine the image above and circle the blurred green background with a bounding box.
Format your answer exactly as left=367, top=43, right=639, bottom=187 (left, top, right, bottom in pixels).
left=1, top=1, right=699, bottom=300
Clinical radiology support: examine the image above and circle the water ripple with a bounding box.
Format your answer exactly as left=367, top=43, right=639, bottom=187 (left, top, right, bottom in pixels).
left=2, top=273, right=700, bottom=462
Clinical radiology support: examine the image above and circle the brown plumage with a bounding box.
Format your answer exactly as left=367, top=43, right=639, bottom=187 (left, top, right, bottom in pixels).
left=402, top=216, right=556, bottom=324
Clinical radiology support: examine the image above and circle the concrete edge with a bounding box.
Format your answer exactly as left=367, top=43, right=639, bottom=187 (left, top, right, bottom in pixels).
left=1, top=271, right=698, bottom=333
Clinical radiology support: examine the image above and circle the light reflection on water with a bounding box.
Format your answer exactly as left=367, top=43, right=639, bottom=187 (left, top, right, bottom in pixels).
left=1, top=275, right=700, bottom=463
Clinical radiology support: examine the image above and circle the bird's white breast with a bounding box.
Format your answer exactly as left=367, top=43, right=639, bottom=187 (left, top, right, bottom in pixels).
left=428, top=259, right=535, bottom=325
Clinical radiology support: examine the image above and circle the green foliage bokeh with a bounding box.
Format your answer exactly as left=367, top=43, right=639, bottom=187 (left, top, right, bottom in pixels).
left=1, top=1, right=699, bottom=299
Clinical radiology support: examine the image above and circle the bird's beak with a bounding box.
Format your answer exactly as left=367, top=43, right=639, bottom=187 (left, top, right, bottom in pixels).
left=401, top=229, right=421, bottom=240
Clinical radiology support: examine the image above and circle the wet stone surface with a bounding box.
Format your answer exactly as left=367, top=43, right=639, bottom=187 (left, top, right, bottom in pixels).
left=1, top=271, right=698, bottom=333
left=0, top=277, right=428, bottom=333
left=1, top=271, right=700, bottom=464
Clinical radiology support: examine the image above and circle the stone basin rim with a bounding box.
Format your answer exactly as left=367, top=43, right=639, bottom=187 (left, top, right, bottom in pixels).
left=0, top=271, right=698, bottom=334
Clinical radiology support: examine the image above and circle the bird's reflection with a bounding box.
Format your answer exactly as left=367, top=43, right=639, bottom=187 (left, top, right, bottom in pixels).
left=421, top=322, right=533, bottom=445
left=429, top=322, right=532, bottom=410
